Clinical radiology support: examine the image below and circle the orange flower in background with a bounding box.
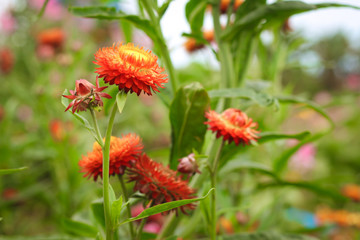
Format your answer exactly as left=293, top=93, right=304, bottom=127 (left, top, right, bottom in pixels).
left=342, top=184, right=360, bottom=201
left=128, top=154, right=196, bottom=214
left=184, top=30, right=214, bottom=53
left=205, top=108, right=259, bottom=145
left=315, top=208, right=360, bottom=228
left=79, top=134, right=143, bottom=181
left=63, top=76, right=112, bottom=113
left=220, top=0, right=244, bottom=13
left=94, top=43, right=168, bottom=96
left=0, top=48, right=14, bottom=74
left=37, top=28, right=65, bottom=49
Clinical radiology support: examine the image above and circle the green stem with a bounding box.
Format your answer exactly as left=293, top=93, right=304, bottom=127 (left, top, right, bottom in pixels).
left=210, top=141, right=224, bottom=240
left=118, top=175, right=136, bottom=240
left=103, top=102, right=118, bottom=240
left=136, top=217, right=147, bottom=240
left=141, top=0, right=178, bottom=95
left=90, top=107, right=104, bottom=148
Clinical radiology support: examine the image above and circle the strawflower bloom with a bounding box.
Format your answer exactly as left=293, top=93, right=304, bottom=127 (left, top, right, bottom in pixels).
left=0, top=47, right=14, bottom=74
left=205, top=108, right=259, bottom=145
left=316, top=208, right=360, bottom=228
left=184, top=30, right=214, bottom=53
left=37, top=28, right=65, bottom=49
left=94, top=43, right=168, bottom=96
left=220, top=0, right=244, bottom=13
left=128, top=154, right=196, bottom=214
left=63, top=76, right=112, bottom=113
left=342, top=184, right=360, bottom=202
left=79, top=134, right=143, bottom=181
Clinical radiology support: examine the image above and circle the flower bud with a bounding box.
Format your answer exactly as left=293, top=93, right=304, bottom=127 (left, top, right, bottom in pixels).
left=177, top=153, right=200, bottom=175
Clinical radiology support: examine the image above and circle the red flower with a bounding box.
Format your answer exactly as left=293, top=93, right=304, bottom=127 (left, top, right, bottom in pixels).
left=128, top=154, right=196, bottom=214
left=63, top=76, right=112, bottom=113
left=37, top=28, right=65, bottom=49
left=0, top=48, right=14, bottom=74
left=94, top=43, right=168, bottom=96
left=79, top=134, right=143, bottom=181
left=205, top=108, right=259, bottom=145
left=342, top=184, right=360, bottom=202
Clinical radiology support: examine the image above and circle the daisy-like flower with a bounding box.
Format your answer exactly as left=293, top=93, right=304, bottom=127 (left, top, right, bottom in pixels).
left=128, top=154, right=196, bottom=214
left=63, top=76, right=112, bottom=113
left=205, top=108, right=259, bottom=145
left=94, top=43, right=168, bottom=96
left=79, top=134, right=143, bottom=181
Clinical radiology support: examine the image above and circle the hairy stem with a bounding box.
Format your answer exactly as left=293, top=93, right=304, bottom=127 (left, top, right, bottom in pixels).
left=103, top=102, right=118, bottom=240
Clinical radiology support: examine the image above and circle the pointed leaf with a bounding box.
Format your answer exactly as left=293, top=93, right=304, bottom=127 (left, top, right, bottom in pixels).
left=70, top=6, right=158, bottom=40
left=116, top=91, right=127, bottom=114
left=158, top=0, right=173, bottom=19
left=62, top=219, right=98, bottom=238
left=0, top=167, right=27, bottom=176
left=220, top=160, right=279, bottom=180
left=169, top=82, right=210, bottom=169
left=119, top=188, right=214, bottom=226
left=185, top=0, right=207, bottom=34
left=111, top=195, right=123, bottom=226
left=221, top=232, right=318, bottom=240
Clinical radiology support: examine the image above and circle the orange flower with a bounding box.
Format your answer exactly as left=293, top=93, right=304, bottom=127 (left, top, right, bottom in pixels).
left=37, top=28, right=65, bottom=49
left=184, top=30, right=214, bottom=53
left=0, top=48, right=14, bottom=74
left=128, top=154, right=196, bottom=214
left=220, top=0, right=244, bottom=13
left=94, top=43, right=168, bottom=96
left=79, top=134, right=143, bottom=181
left=342, top=184, right=360, bottom=202
left=205, top=108, right=259, bottom=145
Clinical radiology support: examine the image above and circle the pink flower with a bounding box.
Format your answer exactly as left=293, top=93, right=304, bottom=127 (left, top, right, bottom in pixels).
left=0, top=12, right=17, bottom=34
left=289, top=143, right=316, bottom=174
left=63, top=76, right=112, bottom=113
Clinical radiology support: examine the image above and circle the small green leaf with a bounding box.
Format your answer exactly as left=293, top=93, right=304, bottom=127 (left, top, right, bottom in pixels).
left=169, top=82, right=210, bottom=169
left=0, top=167, right=27, bottom=176
left=220, top=232, right=319, bottom=240
left=62, top=219, right=98, bottom=238
left=111, top=195, right=123, bottom=226
left=315, top=3, right=360, bottom=10
left=257, top=131, right=311, bottom=144
left=119, top=188, right=214, bottom=226
left=69, top=6, right=158, bottom=40
left=116, top=91, right=127, bottom=114
left=208, top=88, right=274, bottom=107
left=158, top=0, right=173, bottom=19
left=276, top=95, right=334, bottom=128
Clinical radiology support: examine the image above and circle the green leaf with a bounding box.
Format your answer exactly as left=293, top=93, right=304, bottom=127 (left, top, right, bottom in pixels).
left=185, top=0, right=207, bottom=34
left=222, top=1, right=316, bottom=40
left=111, top=195, right=123, bottom=226
left=208, top=88, right=274, bottom=107
left=257, top=131, right=311, bottom=144
left=116, top=91, right=127, bottom=114
left=62, top=219, right=98, bottom=238
left=169, top=82, right=210, bottom=169
left=220, top=160, right=279, bottom=181
left=37, top=0, right=49, bottom=19
left=0, top=167, right=27, bottom=176
left=315, top=3, right=360, bottom=10
left=69, top=6, right=158, bottom=40
left=220, top=231, right=319, bottom=240
left=91, top=201, right=105, bottom=229
left=158, top=0, right=173, bottom=19
left=276, top=95, right=334, bottom=128
left=119, top=188, right=214, bottom=226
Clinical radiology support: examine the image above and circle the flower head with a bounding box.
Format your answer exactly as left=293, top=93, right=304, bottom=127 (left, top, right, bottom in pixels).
left=79, top=134, right=143, bottom=181
left=128, top=154, right=196, bottom=214
left=37, top=28, right=65, bottom=49
left=184, top=30, right=214, bottom=53
left=342, top=184, right=360, bottom=202
left=220, top=0, right=244, bottom=14
left=177, top=153, right=201, bottom=176
left=63, top=76, right=112, bottom=113
left=205, top=108, right=259, bottom=145
left=94, top=43, right=168, bottom=96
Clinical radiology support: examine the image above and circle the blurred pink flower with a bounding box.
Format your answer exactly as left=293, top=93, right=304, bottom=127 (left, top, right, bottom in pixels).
left=29, top=0, right=64, bottom=21
left=346, top=74, right=360, bottom=90
left=131, top=204, right=164, bottom=233
left=0, top=12, right=17, bottom=34
left=289, top=143, right=316, bottom=174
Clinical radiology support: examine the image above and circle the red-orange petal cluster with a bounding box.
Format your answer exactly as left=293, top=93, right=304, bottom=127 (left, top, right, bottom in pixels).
left=205, top=108, right=259, bottom=145
left=79, top=134, right=143, bottom=181
left=94, top=43, right=168, bottom=96
left=316, top=208, right=360, bottom=228
left=342, top=184, right=360, bottom=202
left=0, top=48, right=14, bottom=74
left=128, top=154, right=196, bottom=214
left=220, top=0, right=244, bottom=13
left=37, top=28, right=65, bottom=49
left=184, top=30, right=215, bottom=53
